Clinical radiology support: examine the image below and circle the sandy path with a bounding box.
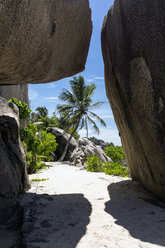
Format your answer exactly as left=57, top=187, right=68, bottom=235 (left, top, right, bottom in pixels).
left=23, top=162, right=165, bottom=248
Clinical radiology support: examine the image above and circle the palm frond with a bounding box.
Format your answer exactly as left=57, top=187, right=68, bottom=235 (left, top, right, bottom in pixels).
left=57, top=104, right=73, bottom=113
left=85, top=115, right=89, bottom=138
left=70, top=76, right=85, bottom=102
left=79, top=116, right=85, bottom=130
left=89, top=111, right=106, bottom=127
left=59, top=89, right=77, bottom=105
left=87, top=115, right=100, bottom=135
left=90, top=101, right=105, bottom=108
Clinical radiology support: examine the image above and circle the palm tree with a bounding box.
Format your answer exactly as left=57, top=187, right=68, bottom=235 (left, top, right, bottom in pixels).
left=35, top=106, right=48, bottom=118
left=57, top=75, right=106, bottom=162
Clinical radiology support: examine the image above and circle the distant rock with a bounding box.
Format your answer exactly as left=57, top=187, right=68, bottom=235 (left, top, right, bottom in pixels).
left=70, top=138, right=111, bottom=168
left=48, top=128, right=78, bottom=161
left=89, top=138, right=114, bottom=149
left=0, top=0, right=92, bottom=85
left=0, top=97, right=30, bottom=222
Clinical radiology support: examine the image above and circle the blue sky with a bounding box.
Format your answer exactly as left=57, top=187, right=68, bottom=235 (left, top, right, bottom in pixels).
left=29, top=0, right=121, bottom=145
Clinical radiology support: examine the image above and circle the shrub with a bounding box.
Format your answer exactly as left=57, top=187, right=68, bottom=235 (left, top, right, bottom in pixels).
left=86, top=155, right=130, bottom=178
left=39, top=130, right=58, bottom=161
left=102, top=162, right=130, bottom=177
left=104, top=146, right=125, bottom=163
left=20, top=123, right=58, bottom=174
left=86, top=155, right=103, bottom=172
left=8, top=98, right=31, bottom=120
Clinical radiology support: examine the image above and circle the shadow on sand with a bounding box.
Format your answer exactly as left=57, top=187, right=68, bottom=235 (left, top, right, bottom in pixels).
left=105, top=180, right=165, bottom=246
left=24, top=193, right=91, bottom=248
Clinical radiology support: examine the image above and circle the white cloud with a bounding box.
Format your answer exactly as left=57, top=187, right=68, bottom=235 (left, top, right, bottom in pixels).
left=91, top=114, right=113, bottom=121
left=29, top=88, right=38, bottom=100
left=86, top=76, right=104, bottom=83
left=94, top=76, right=104, bottom=80
left=44, top=97, right=58, bottom=100
left=86, top=79, right=93, bottom=83
left=99, top=114, right=113, bottom=119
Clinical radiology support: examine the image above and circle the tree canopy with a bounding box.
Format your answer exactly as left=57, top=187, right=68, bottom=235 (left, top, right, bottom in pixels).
left=57, top=75, right=106, bottom=161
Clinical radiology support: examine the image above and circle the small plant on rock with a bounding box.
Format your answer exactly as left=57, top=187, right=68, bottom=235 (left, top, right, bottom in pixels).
left=8, top=97, right=31, bottom=120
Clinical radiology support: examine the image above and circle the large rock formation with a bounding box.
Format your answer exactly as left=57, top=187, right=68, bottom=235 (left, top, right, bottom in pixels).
left=101, top=0, right=165, bottom=201
left=70, top=138, right=111, bottom=168
left=48, top=128, right=78, bottom=161
left=0, top=84, right=29, bottom=128
left=0, top=85, right=28, bottom=103
left=0, top=97, right=30, bottom=222
left=0, top=0, right=92, bottom=85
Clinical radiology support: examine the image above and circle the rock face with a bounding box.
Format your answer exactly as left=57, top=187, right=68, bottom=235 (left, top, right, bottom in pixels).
left=70, top=138, right=111, bottom=168
left=0, top=84, right=29, bottom=128
left=0, top=97, right=30, bottom=222
left=0, top=85, right=28, bottom=103
left=0, top=0, right=92, bottom=85
left=48, top=128, right=78, bottom=161
left=101, top=1, right=165, bottom=200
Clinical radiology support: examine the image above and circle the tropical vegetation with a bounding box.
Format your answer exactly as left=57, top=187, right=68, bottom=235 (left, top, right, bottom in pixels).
left=8, top=97, right=31, bottom=120
left=20, top=123, right=58, bottom=174
left=86, top=146, right=129, bottom=177
left=57, top=75, right=106, bottom=161
left=8, top=76, right=128, bottom=177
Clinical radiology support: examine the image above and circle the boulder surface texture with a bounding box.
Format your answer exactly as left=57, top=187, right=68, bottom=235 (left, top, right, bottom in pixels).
left=101, top=0, right=165, bottom=200
left=0, top=0, right=92, bottom=85
left=0, top=97, right=30, bottom=222
left=0, top=85, right=28, bottom=103
left=0, top=84, right=29, bottom=128
left=48, top=128, right=78, bottom=161
left=70, top=138, right=111, bottom=168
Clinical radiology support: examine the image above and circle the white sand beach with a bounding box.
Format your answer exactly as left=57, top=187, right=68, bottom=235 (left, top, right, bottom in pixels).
left=22, top=162, right=165, bottom=248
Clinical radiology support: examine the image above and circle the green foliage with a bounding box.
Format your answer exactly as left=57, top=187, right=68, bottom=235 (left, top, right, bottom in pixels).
left=35, top=106, right=48, bottom=118
left=57, top=75, right=106, bottom=161
left=88, top=137, right=97, bottom=143
left=39, top=130, right=58, bottom=161
left=102, top=162, right=130, bottom=177
left=8, top=98, right=31, bottom=120
left=30, top=106, right=60, bottom=131
left=36, top=116, right=60, bottom=131
left=68, top=127, right=80, bottom=140
left=57, top=76, right=106, bottom=137
left=31, top=178, right=49, bottom=182
left=104, top=146, right=125, bottom=163
left=26, top=151, right=47, bottom=174
left=20, top=123, right=58, bottom=174
left=86, top=155, right=103, bottom=172
left=86, top=154, right=129, bottom=178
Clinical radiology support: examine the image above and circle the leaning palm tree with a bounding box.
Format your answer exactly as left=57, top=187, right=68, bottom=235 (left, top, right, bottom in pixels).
left=57, top=75, right=106, bottom=162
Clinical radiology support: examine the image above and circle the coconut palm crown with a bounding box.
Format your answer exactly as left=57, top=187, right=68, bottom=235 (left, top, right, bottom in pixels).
left=57, top=75, right=106, bottom=162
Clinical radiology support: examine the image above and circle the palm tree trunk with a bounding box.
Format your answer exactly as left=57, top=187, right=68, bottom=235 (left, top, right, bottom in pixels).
left=58, top=119, right=80, bottom=162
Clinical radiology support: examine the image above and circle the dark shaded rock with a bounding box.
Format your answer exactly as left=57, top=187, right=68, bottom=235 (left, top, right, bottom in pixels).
left=101, top=0, right=165, bottom=200
left=48, top=128, right=78, bottom=161
left=0, top=0, right=92, bottom=85
left=0, top=97, right=30, bottom=222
